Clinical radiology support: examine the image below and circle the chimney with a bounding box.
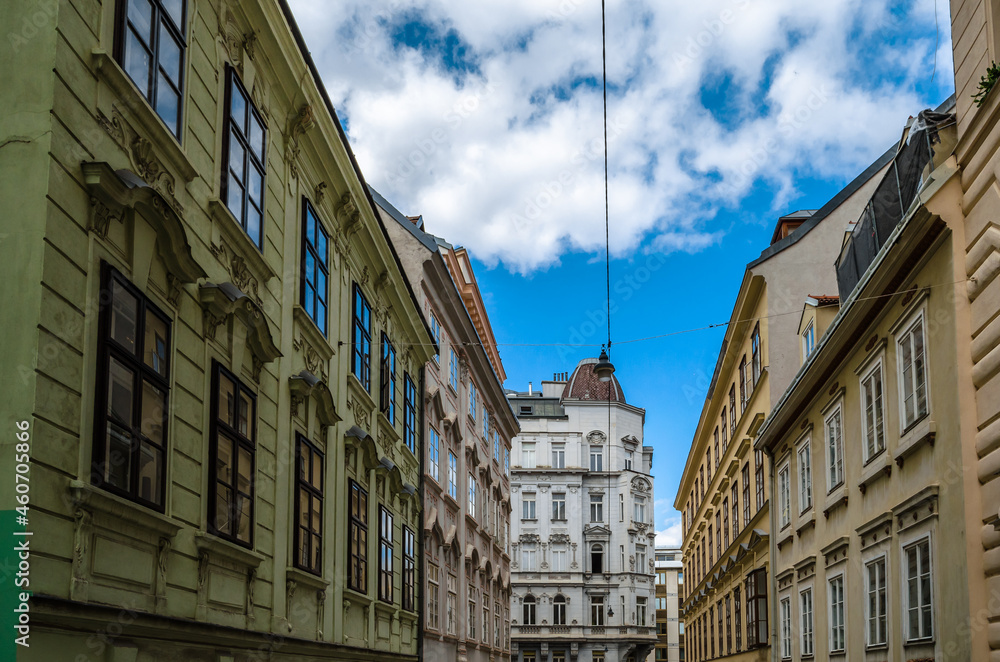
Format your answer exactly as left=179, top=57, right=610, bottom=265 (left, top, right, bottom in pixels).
left=528, top=382, right=533, bottom=396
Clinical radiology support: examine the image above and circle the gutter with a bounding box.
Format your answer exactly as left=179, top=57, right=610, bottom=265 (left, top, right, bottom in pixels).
left=766, top=444, right=778, bottom=662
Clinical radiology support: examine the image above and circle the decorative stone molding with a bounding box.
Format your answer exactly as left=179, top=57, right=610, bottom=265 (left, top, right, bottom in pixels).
left=289, top=370, right=340, bottom=426
left=199, top=282, right=282, bottom=379
left=587, top=431, right=607, bottom=444
left=82, top=161, right=205, bottom=284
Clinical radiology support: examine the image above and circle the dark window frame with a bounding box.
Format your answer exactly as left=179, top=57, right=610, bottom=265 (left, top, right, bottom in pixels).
left=403, top=373, right=417, bottom=454
left=348, top=479, right=368, bottom=593
left=300, top=197, right=329, bottom=336
left=380, top=334, right=397, bottom=425
left=294, top=434, right=324, bottom=575
left=755, top=449, right=766, bottom=510
left=751, top=323, right=762, bottom=385
left=378, top=505, right=394, bottom=603
left=208, top=361, right=257, bottom=547
left=92, top=263, right=172, bottom=511
left=352, top=284, right=372, bottom=390
left=113, top=0, right=187, bottom=138
left=220, top=65, right=267, bottom=249
left=402, top=525, right=415, bottom=611
left=746, top=567, right=768, bottom=649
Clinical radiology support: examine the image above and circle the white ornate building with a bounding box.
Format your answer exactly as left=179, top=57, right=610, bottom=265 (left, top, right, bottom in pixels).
left=508, top=359, right=658, bottom=662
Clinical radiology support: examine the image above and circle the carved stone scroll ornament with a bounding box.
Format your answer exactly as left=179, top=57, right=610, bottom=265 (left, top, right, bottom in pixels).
left=96, top=108, right=183, bottom=213
left=71, top=508, right=93, bottom=601
left=285, top=579, right=297, bottom=632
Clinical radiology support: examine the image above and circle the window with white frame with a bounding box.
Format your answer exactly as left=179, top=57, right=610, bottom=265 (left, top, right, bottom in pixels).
left=522, top=442, right=536, bottom=468
left=468, top=474, right=477, bottom=516
left=625, top=450, right=634, bottom=470
left=778, top=462, right=790, bottom=529
left=620, top=493, right=625, bottom=521
left=521, top=544, right=537, bottom=571
left=590, top=494, right=603, bottom=522
left=427, top=563, right=440, bottom=630
left=898, top=313, right=929, bottom=429
left=591, top=595, right=605, bottom=626
left=448, top=451, right=457, bottom=498
left=429, top=427, right=440, bottom=482
left=590, top=445, right=603, bottom=472
left=634, top=496, right=646, bottom=523
left=637, top=596, right=648, bottom=624
left=636, top=544, right=647, bottom=572
left=826, top=407, right=844, bottom=491
left=798, top=441, right=812, bottom=512
left=447, top=574, right=457, bottom=634
left=522, top=492, right=536, bottom=520
left=552, top=492, right=566, bottom=520
left=862, top=360, right=886, bottom=460
left=553, top=594, right=567, bottom=624
left=800, top=587, right=814, bottom=657
left=430, top=315, right=441, bottom=363
left=551, top=546, right=567, bottom=572
left=829, top=574, right=845, bottom=653
left=802, top=321, right=815, bottom=361
left=449, top=349, right=459, bottom=390
left=552, top=443, right=565, bottom=468
left=779, top=596, right=792, bottom=660
left=866, top=556, right=888, bottom=647
left=469, top=382, right=477, bottom=421
left=904, top=537, right=933, bottom=641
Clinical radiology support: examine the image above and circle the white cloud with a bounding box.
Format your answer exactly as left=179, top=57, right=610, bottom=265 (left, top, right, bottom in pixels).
left=288, top=0, right=952, bottom=274
left=655, top=516, right=683, bottom=549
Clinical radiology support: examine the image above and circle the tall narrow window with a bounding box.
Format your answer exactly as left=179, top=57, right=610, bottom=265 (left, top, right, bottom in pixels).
left=468, top=474, right=477, bottom=517
left=300, top=199, right=329, bottom=334
left=521, top=544, right=537, bottom=571
left=116, top=0, right=186, bottom=136
left=778, top=463, right=790, bottom=529
left=210, top=363, right=256, bottom=546
left=720, top=409, right=727, bottom=447
left=469, top=382, right=477, bottom=421
left=348, top=480, right=368, bottom=593
left=447, top=574, right=457, bottom=633
left=802, top=321, right=815, bottom=360
left=866, top=557, right=887, bottom=646
left=469, top=586, right=477, bottom=637
left=826, top=407, right=844, bottom=490
left=739, top=355, right=748, bottom=410
left=352, top=285, right=372, bottom=390
left=726, top=594, right=733, bottom=654
left=904, top=538, right=933, bottom=641
left=552, top=443, right=566, bottom=468
left=222, top=66, right=266, bottom=247
left=898, top=314, right=929, bottom=428
left=403, top=374, right=417, bottom=453
left=380, top=335, right=397, bottom=425
left=755, top=450, right=765, bottom=509
left=636, top=544, right=647, bottom=572
left=427, top=563, right=440, bottom=629
left=402, top=526, right=415, bottom=611
left=378, top=506, right=394, bottom=603
left=729, top=386, right=737, bottom=437
left=717, top=600, right=724, bottom=654
left=637, top=596, right=647, bottom=625
left=716, top=512, right=722, bottom=557
left=779, top=597, right=791, bottom=659
left=504, top=448, right=509, bottom=474
left=829, top=574, right=845, bottom=652
left=625, top=449, right=634, bottom=470
left=94, top=266, right=170, bottom=509
left=551, top=545, right=567, bottom=571
left=449, top=349, right=459, bottom=390
left=494, top=431, right=501, bottom=462
left=430, top=314, right=441, bottom=363
left=523, top=594, right=537, bottom=625
left=522, top=442, right=536, bottom=468
left=747, top=567, right=768, bottom=648
left=751, top=323, right=762, bottom=385
left=800, top=587, right=814, bottom=656
left=591, top=544, right=604, bottom=573
left=798, top=441, right=812, bottom=511
left=552, top=492, right=566, bottom=520
left=522, top=492, right=536, bottom=520
left=590, top=445, right=603, bottom=472
left=634, top=496, right=646, bottom=523
left=590, top=494, right=604, bottom=523
left=447, top=451, right=457, bottom=497
left=428, top=426, right=440, bottom=482
left=742, top=463, right=751, bottom=524
left=591, top=596, right=605, bottom=626
left=723, top=497, right=730, bottom=549
left=295, top=436, right=323, bottom=575
left=862, top=361, right=886, bottom=459
left=734, top=586, right=742, bottom=652
left=482, top=408, right=489, bottom=439
left=553, top=594, right=566, bottom=624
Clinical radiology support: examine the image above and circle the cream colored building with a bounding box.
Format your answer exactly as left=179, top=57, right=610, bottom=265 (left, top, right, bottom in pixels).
left=675, top=151, right=891, bottom=662
left=378, top=190, right=517, bottom=662
left=654, top=548, right=684, bottom=662
left=0, top=1, right=434, bottom=660
left=754, top=106, right=982, bottom=661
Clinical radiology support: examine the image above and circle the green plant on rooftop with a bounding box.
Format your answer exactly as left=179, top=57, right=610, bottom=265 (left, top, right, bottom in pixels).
left=972, top=61, right=1000, bottom=108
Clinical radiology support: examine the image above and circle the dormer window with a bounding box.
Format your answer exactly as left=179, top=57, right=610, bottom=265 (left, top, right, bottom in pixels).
left=802, top=320, right=815, bottom=361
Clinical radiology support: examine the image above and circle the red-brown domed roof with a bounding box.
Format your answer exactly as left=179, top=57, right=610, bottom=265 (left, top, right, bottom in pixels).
left=561, top=357, right=626, bottom=403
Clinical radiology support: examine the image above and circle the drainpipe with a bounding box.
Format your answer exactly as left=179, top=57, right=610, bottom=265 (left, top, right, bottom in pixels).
left=417, top=365, right=426, bottom=662
left=764, top=444, right=778, bottom=662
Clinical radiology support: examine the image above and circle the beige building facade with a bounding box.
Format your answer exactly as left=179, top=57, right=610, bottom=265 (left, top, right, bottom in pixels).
left=378, top=190, right=517, bottom=662
left=654, top=548, right=684, bottom=662
left=675, top=150, right=891, bottom=662
left=0, top=0, right=435, bottom=660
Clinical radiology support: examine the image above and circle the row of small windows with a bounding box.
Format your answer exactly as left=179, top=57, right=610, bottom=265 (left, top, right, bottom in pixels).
left=519, top=442, right=637, bottom=472
left=687, top=568, right=767, bottom=662
left=520, top=594, right=649, bottom=627
left=776, top=313, right=930, bottom=531
left=519, top=542, right=650, bottom=574
left=426, top=563, right=511, bottom=649
left=684, top=324, right=762, bottom=541
left=519, top=491, right=647, bottom=524
left=776, top=537, right=933, bottom=660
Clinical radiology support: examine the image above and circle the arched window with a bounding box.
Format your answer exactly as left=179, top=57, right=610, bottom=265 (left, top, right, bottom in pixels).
left=553, top=594, right=566, bottom=625
left=523, top=594, right=536, bottom=625
left=591, top=543, right=604, bottom=574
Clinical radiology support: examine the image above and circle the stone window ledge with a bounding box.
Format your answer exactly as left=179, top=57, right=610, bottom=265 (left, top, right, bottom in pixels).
left=194, top=531, right=264, bottom=569
left=69, top=480, right=180, bottom=539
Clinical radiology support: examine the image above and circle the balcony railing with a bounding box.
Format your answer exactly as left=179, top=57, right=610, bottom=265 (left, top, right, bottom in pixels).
left=835, top=109, right=953, bottom=300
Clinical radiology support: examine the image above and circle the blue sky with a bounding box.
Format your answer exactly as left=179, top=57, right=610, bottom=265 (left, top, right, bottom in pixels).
left=290, top=0, right=955, bottom=545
